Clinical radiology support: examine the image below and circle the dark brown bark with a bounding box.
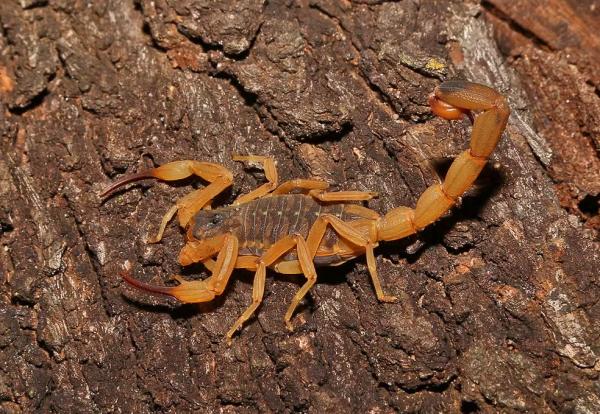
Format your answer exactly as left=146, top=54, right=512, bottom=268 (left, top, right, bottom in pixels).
left=0, top=0, right=598, bottom=412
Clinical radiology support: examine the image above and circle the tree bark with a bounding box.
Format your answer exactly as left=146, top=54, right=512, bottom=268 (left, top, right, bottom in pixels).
left=0, top=0, right=598, bottom=412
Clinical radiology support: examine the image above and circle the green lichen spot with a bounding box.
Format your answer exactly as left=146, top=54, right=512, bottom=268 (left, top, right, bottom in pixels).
left=425, top=58, right=446, bottom=73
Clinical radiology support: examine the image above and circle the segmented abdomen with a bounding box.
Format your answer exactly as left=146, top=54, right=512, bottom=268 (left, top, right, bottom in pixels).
left=235, top=194, right=346, bottom=256
left=192, top=194, right=353, bottom=258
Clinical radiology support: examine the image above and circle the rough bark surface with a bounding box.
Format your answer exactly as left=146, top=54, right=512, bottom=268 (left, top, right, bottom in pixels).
left=0, top=0, right=598, bottom=413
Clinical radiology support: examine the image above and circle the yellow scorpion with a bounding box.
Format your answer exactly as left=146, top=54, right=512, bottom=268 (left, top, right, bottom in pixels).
left=102, top=80, right=510, bottom=342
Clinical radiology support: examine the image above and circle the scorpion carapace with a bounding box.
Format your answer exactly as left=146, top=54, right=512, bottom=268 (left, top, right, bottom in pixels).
left=101, top=80, right=510, bottom=342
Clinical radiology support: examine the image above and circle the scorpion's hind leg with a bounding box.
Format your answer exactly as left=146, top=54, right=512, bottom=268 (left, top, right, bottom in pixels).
left=101, top=160, right=234, bottom=242
left=306, top=214, right=397, bottom=303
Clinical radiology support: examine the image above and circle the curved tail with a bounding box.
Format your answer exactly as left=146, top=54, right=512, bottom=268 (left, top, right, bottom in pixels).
left=378, top=80, right=510, bottom=242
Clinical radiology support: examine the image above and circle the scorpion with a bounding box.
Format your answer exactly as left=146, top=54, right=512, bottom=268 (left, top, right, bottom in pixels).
left=101, top=80, right=510, bottom=342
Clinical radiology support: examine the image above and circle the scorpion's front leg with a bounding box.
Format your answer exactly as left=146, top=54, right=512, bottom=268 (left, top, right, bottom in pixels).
left=271, top=179, right=377, bottom=202
left=271, top=179, right=329, bottom=195
left=378, top=81, right=510, bottom=240
left=122, top=234, right=239, bottom=303
left=101, top=160, right=234, bottom=242
left=231, top=155, right=279, bottom=205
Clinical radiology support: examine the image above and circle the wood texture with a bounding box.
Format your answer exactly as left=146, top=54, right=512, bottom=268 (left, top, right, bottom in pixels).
left=0, top=0, right=598, bottom=412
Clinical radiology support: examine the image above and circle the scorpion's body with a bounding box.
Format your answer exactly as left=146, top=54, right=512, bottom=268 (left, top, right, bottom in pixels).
left=191, top=193, right=370, bottom=268
left=101, top=80, right=510, bottom=342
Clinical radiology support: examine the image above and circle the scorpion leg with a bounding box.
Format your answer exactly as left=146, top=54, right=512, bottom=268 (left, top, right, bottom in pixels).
left=101, top=160, right=233, bottom=242
left=272, top=181, right=376, bottom=201
left=308, top=189, right=378, bottom=202
left=306, top=214, right=397, bottom=302
left=281, top=236, right=318, bottom=331
left=271, top=179, right=329, bottom=195
left=343, top=204, right=380, bottom=220
left=226, top=235, right=317, bottom=340
left=225, top=263, right=266, bottom=343
left=232, top=155, right=278, bottom=205
left=122, top=234, right=239, bottom=303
